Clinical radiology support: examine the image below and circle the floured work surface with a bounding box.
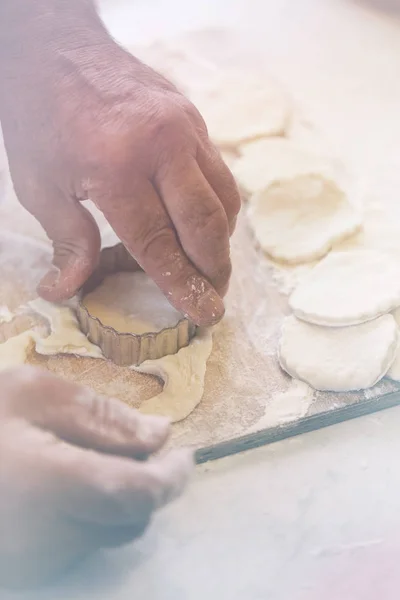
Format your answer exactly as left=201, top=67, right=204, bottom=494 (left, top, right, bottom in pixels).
left=1, top=197, right=399, bottom=453
left=2, top=32, right=400, bottom=454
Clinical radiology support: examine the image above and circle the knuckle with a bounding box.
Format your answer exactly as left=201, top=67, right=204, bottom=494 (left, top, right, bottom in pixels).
left=182, top=99, right=208, bottom=132
left=152, top=100, right=186, bottom=138
left=192, top=105, right=207, bottom=129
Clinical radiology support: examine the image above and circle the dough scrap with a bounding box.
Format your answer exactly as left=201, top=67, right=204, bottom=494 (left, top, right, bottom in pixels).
left=83, top=272, right=182, bottom=334
left=248, top=175, right=361, bottom=264
left=234, top=137, right=341, bottom=195
left=133, top=328, right=213, bottom=423
left=290, top=250, right=400, bottom=326
left=189, top=72, right=291, bottom=147
left=0, top=330, right=36, bottom=371
left=279, top=315, right=398, bottom=392
left=29, top=298, right=103, bottom=358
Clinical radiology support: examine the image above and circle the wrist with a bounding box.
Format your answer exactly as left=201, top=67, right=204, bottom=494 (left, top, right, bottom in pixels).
left=0, top=0, right=111, bottom=79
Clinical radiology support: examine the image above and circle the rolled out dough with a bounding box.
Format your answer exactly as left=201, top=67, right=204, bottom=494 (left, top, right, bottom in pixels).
left=290, top=250, right=400, bottom=326
left=279, top=315, right=398, bottom=392
left=29, top=288, right=212, bottom=422
left=189, top=71, right=292, bottom=147
left=247, top=175, right=361, bottom=264
left=133, top=328, right=213, bottom=423
left=233, top=137, right=341, bottom=195
left=29, top=298, right=103, bottom=358
left=0, top=330, right=36, bottom=371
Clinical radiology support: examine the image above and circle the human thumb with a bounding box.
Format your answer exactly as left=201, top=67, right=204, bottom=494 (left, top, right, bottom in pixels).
left=13, top=176, right=101, bottom=301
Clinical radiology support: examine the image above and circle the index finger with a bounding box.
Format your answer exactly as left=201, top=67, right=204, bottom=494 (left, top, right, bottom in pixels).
left=94, top=178, right=225, bottom=326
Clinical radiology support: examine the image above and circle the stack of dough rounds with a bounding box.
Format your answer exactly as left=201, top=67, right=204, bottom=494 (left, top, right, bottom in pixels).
left=279, top=249, right=400, bottom=391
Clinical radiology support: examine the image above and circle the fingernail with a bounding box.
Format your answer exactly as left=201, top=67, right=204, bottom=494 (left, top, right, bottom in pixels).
left=196, top=290, right=225, bottom=326
left=136, top=414, right=170, bottom=445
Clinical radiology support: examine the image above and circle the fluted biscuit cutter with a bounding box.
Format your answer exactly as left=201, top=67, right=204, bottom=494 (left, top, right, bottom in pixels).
left=76, top=243, right=196, bottom=366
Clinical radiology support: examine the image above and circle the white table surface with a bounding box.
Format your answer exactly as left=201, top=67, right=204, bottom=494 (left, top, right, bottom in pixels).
left=5, top=1, right=400, bottom=598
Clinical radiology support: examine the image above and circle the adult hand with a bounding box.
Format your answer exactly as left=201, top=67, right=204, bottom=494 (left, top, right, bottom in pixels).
left=0, top=1, right=240, bottom=326
left=0, top=366, right=193, bottom=589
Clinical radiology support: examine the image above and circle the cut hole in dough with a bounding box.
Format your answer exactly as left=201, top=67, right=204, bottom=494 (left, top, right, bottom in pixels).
left=290, top=250, right=400, bottom=326
left=82, top=272, right=182, bottom=334
left=248, top=175, right=361, bottom=264
left=279, top=315, right=398, bottom=392
left=190, top=72, right=292, bottom=147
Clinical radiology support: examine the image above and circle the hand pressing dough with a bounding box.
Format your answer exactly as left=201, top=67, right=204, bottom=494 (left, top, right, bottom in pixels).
left=27, top=280, right=212, bottom=422
left=133, top=328, right=213, bottom=423
left=248, top=175, right=361, bottom=264
left=233, top=138, right=341, bottom=195
left=279, top=315, right=398, bottom=392
left=82, top=272, right=182, bottom=334
left=29, top=298, right=103, bottom=358
left=0, top=330, right=36, bottom=371
left=189, top=71, right=291, bottom=147
left=290, top=250, right=400, bottom=326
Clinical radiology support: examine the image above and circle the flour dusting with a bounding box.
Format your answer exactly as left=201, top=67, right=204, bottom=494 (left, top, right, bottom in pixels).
left=247, top=379, right=315, bottom=431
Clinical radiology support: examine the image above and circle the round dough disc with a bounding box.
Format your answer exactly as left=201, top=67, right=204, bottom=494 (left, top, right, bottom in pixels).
left=190, top=72, right=291, bottom=147
left=247, top=175, right=361, bottom=264
left=233, top=138, right=339, bottom=195
left=290, top=250, right=400, bottom=326
left=279, top=315, right=398, bottom=392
